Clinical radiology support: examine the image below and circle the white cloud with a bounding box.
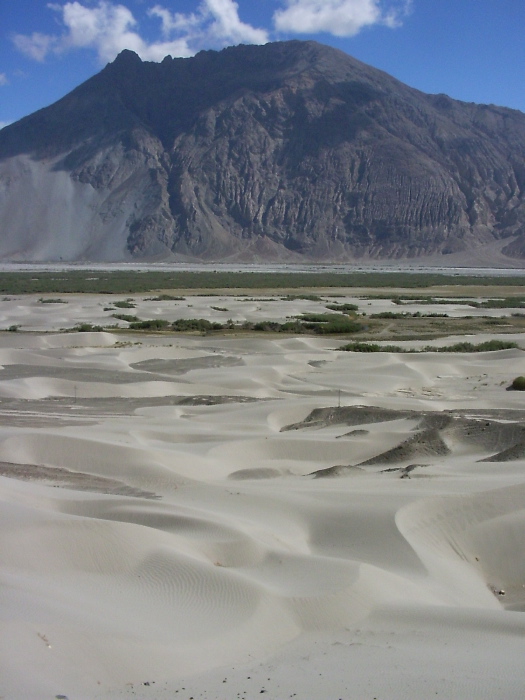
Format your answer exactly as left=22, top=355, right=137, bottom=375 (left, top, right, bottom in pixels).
left=12, top=32, right=58, bottom=61
left=12, top=0, right=408, bottom=67
left=149, top=5, right=201, bottom=36
left=57, top=1, right=195, bottom=61
left=205, top=0, right=269, bottom=44
left=61, top=2, right=143, bottom=58
left=12, top=1, right=268, bottom=66
left=274, top=0, right=410, bottom=37
left=0, top=73, right=8, bottom=86
left=150, top=1, right=268, bottom=48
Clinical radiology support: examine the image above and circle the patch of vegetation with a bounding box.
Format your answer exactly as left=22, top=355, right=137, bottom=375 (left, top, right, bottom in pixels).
left=249, top=320, right=305, bottom=333
left=470, top=297, right=525, bottom=309
left=158, top=316, right=363, bottom=335
left=340, top=339, right=519, bottom=353
left=311, top=318, right=362, bottom=334
left=292, top=312, right=362, bottom=334
left=172, top=318, right=224, bottom=332
left=113, top=300, right=136, bottom=309
left=370, top=311, right=448, bottom=319
left=112, top=314, right=140, bottom=322
left=339, top=341, right=408, bottom=352
left=388, top=295, right=525, bottom=309
left=282, top=294, right=323, bottom=301
left=211, top=306, right=228, bottom=312
left=38, top=297, right=66, bottom=303
left=483, top=318, right=507, bottom=325
left=2, top=269, right=524, bottom=295
left=73, top=323, right=104, bottom=332
left=426, top=340, right=519, bottom=352
left=370, top=311, right=413, bottom=319
left=295, top=313, right=343, bottom=323
left=510, top=376, right=525, bottom=390
left=325, top=303, right=359, bottom=312
left=239, top=297, right=278, bottom=302
left=129, top=319, right=170, bottom=330
left=7, top=324, right=20, bottom=332
left=144, top=294, right=185, bottom=301
left=362, top=294, right=478, bottom=305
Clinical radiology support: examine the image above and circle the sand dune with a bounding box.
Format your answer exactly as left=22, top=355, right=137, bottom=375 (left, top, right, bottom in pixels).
left=1, top=301, right=525, bottom=698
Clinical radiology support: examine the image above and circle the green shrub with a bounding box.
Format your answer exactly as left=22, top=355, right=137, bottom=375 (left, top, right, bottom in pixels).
left=252, top=321, right=283, bottom=332
left=287, top=312, right=362, bottom=334
left=171, top=318, right=224, bottom=332
left=74, top=323, right=104, bottom=332
left=280, top=321, right=306, bottom=332
left=339, top=341, right=407, bottom=352
left=296, top=313, right=342, bottom=323
left=310, top=319, right=362, bottom=334
left=283, top=294, right=323, bottom=301
left=144, top=294, right=185, bottom=301
left=510, top=376, right=525, bottom=390
left=339, top=339, right=518, bottom=354
left=129, top=319, right=170, bottom=330
left=370, top=311, right=410, bottom=319
left=427, top=340, right=518, bottom=352
left=472, top=297, right=525, bottom=309
left=325, top=303, right=359, bottom=312
left=114, top=300, right=136, bottom=309
left=247, top=320, right=302, bottom=333
left=112, top=314, right=140, bottom=322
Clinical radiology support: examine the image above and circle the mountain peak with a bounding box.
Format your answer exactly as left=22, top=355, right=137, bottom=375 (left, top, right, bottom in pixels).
left=1, top=40, right=525, bottom=263
left=111, top=48, right=143, bottom=67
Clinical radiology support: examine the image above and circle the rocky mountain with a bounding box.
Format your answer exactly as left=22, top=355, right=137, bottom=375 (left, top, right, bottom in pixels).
left=1, top=40, right=525, bottom=263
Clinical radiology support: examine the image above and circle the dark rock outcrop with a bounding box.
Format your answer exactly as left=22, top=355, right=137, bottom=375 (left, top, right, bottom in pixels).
left=1, top=40, right=525, bottom=262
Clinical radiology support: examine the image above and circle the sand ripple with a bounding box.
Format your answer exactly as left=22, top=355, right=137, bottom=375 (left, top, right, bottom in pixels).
left=1, top=329, right=525, bottom=698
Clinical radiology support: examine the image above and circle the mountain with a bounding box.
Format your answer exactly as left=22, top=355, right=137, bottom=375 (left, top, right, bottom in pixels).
left=1, top=40, right=525, bottom=263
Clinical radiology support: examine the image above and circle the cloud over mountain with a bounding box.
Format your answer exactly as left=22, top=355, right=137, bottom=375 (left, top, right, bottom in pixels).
left=12, top=0, right=407, bottom=65
left=274, top=0, right=411, bottom=36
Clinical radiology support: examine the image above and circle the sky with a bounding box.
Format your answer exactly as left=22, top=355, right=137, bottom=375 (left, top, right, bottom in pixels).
left=1, top=0, right=525, bottom=129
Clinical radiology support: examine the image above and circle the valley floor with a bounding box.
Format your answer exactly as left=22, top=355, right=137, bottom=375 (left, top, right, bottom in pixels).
left=1, top=291, right=525, bottom=699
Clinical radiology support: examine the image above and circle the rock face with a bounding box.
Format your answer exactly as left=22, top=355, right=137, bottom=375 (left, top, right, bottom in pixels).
left=1, top=40, right=525, bottom=262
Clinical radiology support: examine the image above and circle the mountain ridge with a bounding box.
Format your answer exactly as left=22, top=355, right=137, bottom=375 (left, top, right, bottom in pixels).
left=1, top=40, right=525, bottom=263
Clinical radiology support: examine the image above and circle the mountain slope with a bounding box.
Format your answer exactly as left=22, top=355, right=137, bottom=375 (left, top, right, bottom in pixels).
left=1, top=40, right=525, bottom=262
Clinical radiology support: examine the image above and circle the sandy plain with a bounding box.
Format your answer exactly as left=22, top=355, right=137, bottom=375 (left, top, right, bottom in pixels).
left=1, top=289, right=525, bottom=699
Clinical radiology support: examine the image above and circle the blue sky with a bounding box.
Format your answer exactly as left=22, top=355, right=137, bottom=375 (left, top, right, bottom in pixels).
left=1, top=0, right=524, bottom=129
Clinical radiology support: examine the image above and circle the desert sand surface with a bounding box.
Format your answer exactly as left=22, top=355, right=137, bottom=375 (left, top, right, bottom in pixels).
left=1, top=293, right=525, bottom=699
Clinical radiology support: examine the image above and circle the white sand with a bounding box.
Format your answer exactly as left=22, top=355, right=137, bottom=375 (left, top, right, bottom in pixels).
left=1, top=295, right=525, bottom=699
